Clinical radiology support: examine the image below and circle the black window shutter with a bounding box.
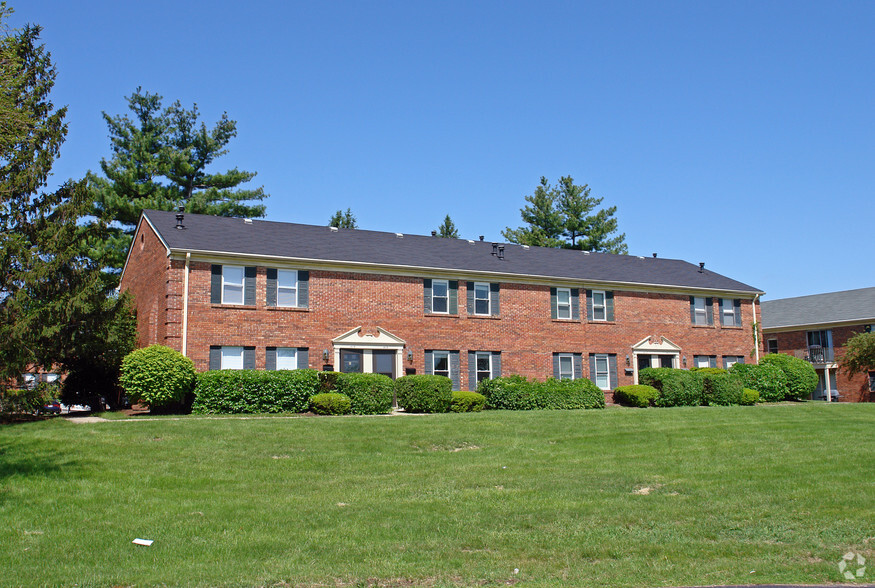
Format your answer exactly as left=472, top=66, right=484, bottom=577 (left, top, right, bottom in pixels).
left=468, top=351, right=476, bottom=391
left=466, top=281, right=474, bottom=314
left=492, top=352, right=501, bottom=378
left=573, top=353, right=583, bottom=380
left=298, top=271, right=309, bottom=308
left=243, top=346, right=256, bottom=370
left=606, top=291, right=615, bottom=321
left=608, top=354, right=618, bottom=389
left=423, top=279, right=432, bottom=313
left=690, top=296, right=696, bottom=324
left=734, top=299, right=742, bottom=326
left=736, top=356, right=744, bottom=365
left=211, top=265, right=222, bottom=304
left=722, top=356, right=729, bottom=369
left=709, top=356, right=717, bottom=368
left=265, top=347, right=277, bottom=370
left=589, top=354, right=596, bottom=381
left=243, top=267, right=256, bottom=306
left=297, top=348, right=308, bottom=369
left=490, top=283, right=500, bottom=316
left=706, top=298, right=714, bottom=325
left=571, top=288, right=580, bottom=320
left=586, top=289, right=594, bottom=321
left=449, top=351, right=460, bottom=391
left=266, top=268, right=277, bottom=307
left=550, top=287, right=558, bottom=319
left=424, top=350, right=433, bottom=375
left=209, top=346, right=221, bottom=370
left=449, top=281, right=458, bottom=314
left=552, top=353, right=560, bottom=379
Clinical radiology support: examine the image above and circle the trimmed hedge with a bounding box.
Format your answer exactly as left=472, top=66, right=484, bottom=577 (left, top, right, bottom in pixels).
left=309, top=392, right=351, bottom=415
left=332, top=373, right=394, bottom=415
left=450, top=391, right=486, bottom=413
left=760, top=353, right=818, bottom=400
left=701, top=372, right=743, bottom=406
left=478, top=376, right=604, bottom=410
left=395, top=375, right=452, bottom=413
left=192, top=369, right=319, bottom=413
left=741, top=388, right=760, bottom=405
left=613, top=384, right=658, bottom=408
left=639, top=368, right=704, bottom=407
left=729, top=363, right=788, bottom=402
left=121, top=345, right=196, bottom=408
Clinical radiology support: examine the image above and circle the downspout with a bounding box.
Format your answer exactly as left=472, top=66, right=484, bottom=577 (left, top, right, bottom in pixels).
left=182, top=252, right=191, bottom=357
left=752, top=294, right=760, bottom=364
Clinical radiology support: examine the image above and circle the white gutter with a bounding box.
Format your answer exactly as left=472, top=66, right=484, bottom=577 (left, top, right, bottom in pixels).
left=182, top=252, right=190, bottom=356
left=752, top=293, right=760, bottom=363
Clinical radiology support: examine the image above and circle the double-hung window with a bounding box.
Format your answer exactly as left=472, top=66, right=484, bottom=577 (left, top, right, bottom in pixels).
left=694, top=355, right=716, bottom=369
left=475, top=351, right=492, bottom=382
left=277, top=270, right=298, bottom=307
left=276, top=348, right=298, bottom=370
left=556, top=288, right=572, bottom=319
left=474, top=282, right=490, bottom=315
left=221, top=346, right=244, bottom=370
left=557, top=353, right=574, bottom=380
left=593, top=354, right=610, bottom=389
left=767, top=339, right=778, bottom=354
left=222, top=266, right=245, bottom=305
left=432, top=280, right=449, bottom=314
left=433, top=351, right=450, bottom=378
left=591, top=290, right=607, bottom=321
left=691, top=296, right=711, bottom=325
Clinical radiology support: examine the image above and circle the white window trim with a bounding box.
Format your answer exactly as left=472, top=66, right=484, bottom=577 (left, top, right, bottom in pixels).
left=221, top=346, right=244, bottom=370
left=473, top=282, right=491, bottom=315
left=556, top=287, right=572, bottom=320
left=557, top=353, right=574, bottom=380
left=276, top=347, right=298, bottom=370
left=432, top=279, right=449, bottom=314
left=721, top=298, right=736, bottom=326
left=433, top=350, right=450, bottom=378
left=592, top=290, right=607, bottom=322
left=222, top=265, right=245, bottom=305
left=693, top=297, right=707, bottom=325
left=694, top=355, right=712, bottom=369
left=475, top=351, right=492, bottom=381
left=593, top=353, right=610, bottom=389
left=277, top=269, right=298, bottom=308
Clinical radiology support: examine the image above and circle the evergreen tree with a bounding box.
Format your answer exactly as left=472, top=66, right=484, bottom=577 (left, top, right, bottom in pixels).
left=437, top=214, right=459, bottom=238
left=329, top=208, right=358, bottom=229
left=0, top=6, right=135, bottom=404
left=89, top=88, right=268, bottom=273
left=503, top=176, right=627, bottom=253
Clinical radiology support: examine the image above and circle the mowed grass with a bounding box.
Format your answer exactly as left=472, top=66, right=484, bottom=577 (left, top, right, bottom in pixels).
left=1, top=404, right=873, bottom=587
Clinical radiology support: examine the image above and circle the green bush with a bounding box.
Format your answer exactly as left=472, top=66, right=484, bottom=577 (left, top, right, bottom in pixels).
left=701, top=372, right=743, bottom=406
left=309, top=392, right=351, bottom=415
left=192, top=369, right=319, bottom=414
left=729, top=363, right=788, bottom=402
left=613, top=384, right=658, bottom=408
left=0, top=384, right=54, bottom=418
left=639, top=368, right=704, bottom=407
left=450, top=391, right=486, bottom=413
left=317, top=370, right=341, bottom=393
left=741, top=388, right=760, bottom=405
left=690, top=367, right=727, bottom=376
left=334, top=373, right=394, bottom=415
left=120, top=345, right=195, bottom=408
left=760, top=354, right=818, bottom=400
left=479, top=375, right=604, bottom=410
left=395, top=375, right=452, bottom=413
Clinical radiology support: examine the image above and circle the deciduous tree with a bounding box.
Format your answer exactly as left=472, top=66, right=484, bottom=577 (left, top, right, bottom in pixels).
left=840, top=331, right=875, bottom=379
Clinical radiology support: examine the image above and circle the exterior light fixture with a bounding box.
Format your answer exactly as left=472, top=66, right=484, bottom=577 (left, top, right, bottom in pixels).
left=682, top=355, right=687, bottom=367
left=625, top=354, right=630, bottom=366
left=407, top=350, right=413, bottom=362
left=322, top=349, right=329, bottom=362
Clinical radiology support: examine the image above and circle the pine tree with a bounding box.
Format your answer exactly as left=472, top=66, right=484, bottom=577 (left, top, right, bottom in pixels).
left=501, top=177, right=565, bottom=248
left=89, top=88, right=268, bottom=274
left=437, top=214, right=459, bottom=238
left=329, top=208, right=358, bottom=229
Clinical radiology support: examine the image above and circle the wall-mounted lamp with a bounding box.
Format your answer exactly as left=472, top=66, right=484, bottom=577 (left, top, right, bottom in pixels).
left=322, top=349, right=329, bottom=362
left=682, top=355, right=687, bottom=367
left=625, top=354, right=630, bottom=367
left=407, top=349, right=413, bottom=362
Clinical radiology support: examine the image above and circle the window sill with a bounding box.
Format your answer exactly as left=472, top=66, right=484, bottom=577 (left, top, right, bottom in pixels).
left=720, top=325, right=743, bottom=330
left=552, top=319, right=581, bottom=324
left=468, top=314, right=501, bottom=320
left=588, top=320, right=616, bottom=325
left=692, top=324, right=715, bottom=328
left=425, top=313, right=460, bottom=318
left=265, top=306, right=309, bottom=312
left=211, top=304, right=257, bottom=310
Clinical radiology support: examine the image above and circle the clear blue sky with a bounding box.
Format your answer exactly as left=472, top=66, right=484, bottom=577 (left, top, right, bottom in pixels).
left=13, top=1, right=875, bottom=300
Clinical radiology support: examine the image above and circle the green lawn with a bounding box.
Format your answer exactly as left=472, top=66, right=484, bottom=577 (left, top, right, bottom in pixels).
left=1, top=404, right=873, bottom=587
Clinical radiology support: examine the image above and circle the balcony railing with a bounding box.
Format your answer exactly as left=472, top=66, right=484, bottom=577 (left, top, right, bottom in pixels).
left=805, top=345, right=834, bottom=364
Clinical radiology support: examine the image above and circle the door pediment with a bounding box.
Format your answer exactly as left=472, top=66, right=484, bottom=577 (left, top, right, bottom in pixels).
left=332, top=326, right=406, bottom=349
left=631, top=336, right=682, bottom=353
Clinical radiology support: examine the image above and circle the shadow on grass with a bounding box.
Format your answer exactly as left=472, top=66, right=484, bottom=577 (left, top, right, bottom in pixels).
left=0, top=437, right=82, bottom=493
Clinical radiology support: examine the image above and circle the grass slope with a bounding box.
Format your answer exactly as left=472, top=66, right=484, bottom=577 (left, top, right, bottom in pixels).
left=1, top=404, right=873, bottom=587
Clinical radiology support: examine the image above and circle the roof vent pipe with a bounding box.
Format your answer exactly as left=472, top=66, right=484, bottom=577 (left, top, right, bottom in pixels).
left=653, top=253, right=657, bottom=258
left=175, top=207, right=185, bottom=230
left=491, top=243, right=498, bottom=256
left=431, top=230, right=437, bottom=237
left=479, top=235, right=484, bottom=241
left=698, top=262, right=705, bottom=272
left=498, top=245, right=505, bottom=260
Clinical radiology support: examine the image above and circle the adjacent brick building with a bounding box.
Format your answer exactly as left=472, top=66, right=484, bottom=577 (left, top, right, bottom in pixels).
left=761, top=287, right=875, bottom=402
left=120, top=210, right=765, bottom=400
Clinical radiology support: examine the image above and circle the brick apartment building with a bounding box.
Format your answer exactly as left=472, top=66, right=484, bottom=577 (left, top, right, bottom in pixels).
left=762, top=287, right=875, bottom=402
left=120, top=210, right=765, bottom=400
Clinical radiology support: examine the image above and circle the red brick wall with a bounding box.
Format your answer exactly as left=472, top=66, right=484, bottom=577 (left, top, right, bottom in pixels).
left=765, top=325, right=874, bottom=402
left=163, top=262, right=761, bottom=391
left=119, top=221, right=173, bottom=348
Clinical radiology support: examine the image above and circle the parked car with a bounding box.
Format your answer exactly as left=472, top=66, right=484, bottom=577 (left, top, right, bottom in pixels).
left=41, top=400, right=62, bottom=415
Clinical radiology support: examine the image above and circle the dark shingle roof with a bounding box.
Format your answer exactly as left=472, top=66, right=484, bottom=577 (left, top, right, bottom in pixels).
left=139, top=209, right=762, bottom=294
left=761, top=287, right=875, bottom=329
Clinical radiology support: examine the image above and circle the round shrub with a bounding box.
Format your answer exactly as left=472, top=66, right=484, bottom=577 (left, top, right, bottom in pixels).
left=729, top=363, right=788, bottom=402
left=741, top=388, right=760, bottom=405
left=334, top=373, right=394, bottom=415
left=309, top=392, right=351, bottom=415
left=640, top=368, right=704, bottom=407
left=450, top=391, right=486, bottom=413
left=701, top=372, right=743, bottom=406
left=760, top=354, right=818, bottom=400
left=614, top=384, right=658, bottom=408
left=120, top=345, right=195, bottom=408
left=192, top=369, right=319, bottom=414
left=395, top=374, right=452, bottom=413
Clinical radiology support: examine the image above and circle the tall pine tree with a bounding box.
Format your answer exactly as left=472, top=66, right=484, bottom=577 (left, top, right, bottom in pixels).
left=89, top=88, right=268, bottom=274
left=437, top=214, right=459, bottom=238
